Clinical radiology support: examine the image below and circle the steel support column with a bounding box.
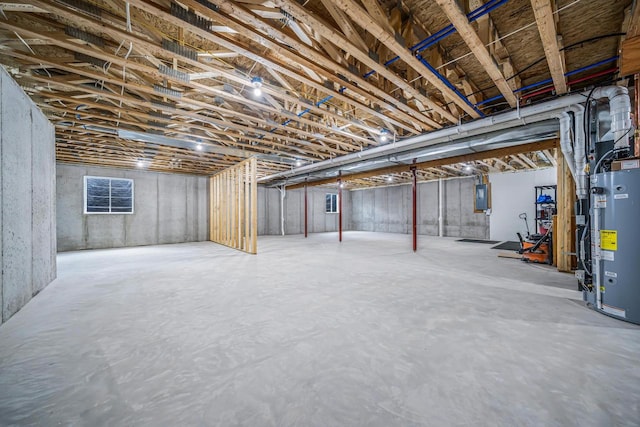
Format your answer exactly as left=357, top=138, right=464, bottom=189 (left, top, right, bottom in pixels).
left=304, top=179, right=308, bottom=238
left=338, top=175, right=342, bottom=242
left=411, top=163, right=417, bottom=252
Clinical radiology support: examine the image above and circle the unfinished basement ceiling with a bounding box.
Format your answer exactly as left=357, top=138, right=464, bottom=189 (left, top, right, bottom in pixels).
left=0, top=0, right=632, bottom=183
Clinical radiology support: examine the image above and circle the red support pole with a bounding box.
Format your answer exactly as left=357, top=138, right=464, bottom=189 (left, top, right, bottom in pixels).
left=338, top=177, right=342, bottom=242
left=412, top=164, right=417, bottom=252
left=304, top=180, right=308, bottom=238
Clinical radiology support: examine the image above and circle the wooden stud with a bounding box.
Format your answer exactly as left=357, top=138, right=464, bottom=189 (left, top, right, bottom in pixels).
left=556, top=148, right=575, bottom=272
left=209, top=158, right=258, bottom=254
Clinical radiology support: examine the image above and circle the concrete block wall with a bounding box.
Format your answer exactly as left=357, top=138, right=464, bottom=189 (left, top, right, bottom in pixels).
left=56, top=164, right=209, bottom=251
left=351, top=177, right=489, bottom=238
left=258, top=186, right=352, bottom=235
left=1, top=68, right=57, bottom=325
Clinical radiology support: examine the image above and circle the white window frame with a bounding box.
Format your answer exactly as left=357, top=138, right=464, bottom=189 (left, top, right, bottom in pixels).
left=325, top=193, right=339, bottom=214
left=84, top=176, right=135, bottom=215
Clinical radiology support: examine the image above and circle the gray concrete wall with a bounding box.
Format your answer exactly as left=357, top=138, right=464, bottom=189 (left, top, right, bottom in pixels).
left=56, top=164, right=209, bottom=251
left=1, top=68, right=57, bottom=325
left=258, top=186, right=352, bottom=235
left=351, top=177, right=489, bottom=238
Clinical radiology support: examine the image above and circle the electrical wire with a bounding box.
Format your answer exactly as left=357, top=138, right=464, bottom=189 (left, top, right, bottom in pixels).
left=436, top=0, right=583, bottom=72
left=591, top=128, right=634, bottom=173
left=579, top=219, right=592, bottom=277
left=583, top=86, right=596, bottom=164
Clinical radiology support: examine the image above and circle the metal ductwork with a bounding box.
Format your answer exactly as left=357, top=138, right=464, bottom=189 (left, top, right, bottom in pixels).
left=259, top=88, right=631, bottom=188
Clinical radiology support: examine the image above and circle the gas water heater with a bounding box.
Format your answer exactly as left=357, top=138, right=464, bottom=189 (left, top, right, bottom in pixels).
left=576, top=87, right=640, bottom=324
left=587, top=167, right=640, bottom=323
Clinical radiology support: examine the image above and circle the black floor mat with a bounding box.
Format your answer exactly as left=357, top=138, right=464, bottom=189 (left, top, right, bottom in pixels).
left=456, top=239, right=500, bottom=244
left=491, top=241, right=521, bottom=251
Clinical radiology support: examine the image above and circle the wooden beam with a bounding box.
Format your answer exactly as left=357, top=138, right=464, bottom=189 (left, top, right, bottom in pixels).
left=319, top=0, right=368, bottom=52
left=7, top=2, right=373, bottom=142
left=327, top=0, right=482, bottom=119
left=543, top=149, right=557, bottom=166
left=286, top=139, right=558, bottom=189
left=360, top=0, right=395, bottom=34
left=142, top=0, right=422, bottom=134
left=434, top=0, right=518, bottom=107
left=621, top=36, right=640, bottom=76
left=517, top=153, right=538, bottom=169
left=556, top=149, right=575, bottom=272
left=627, top=1, right=640, bottom=38
left=530, top=0, right=568, bottom=94
left=275, top=0, right=452, bottom=127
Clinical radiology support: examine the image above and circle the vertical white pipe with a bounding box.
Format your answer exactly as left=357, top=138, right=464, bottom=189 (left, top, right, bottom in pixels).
left=569, top=105, right=587, bottom=199
left=279, top=185, right=285, bottom=236
left=438, top=178, right=444, bottom=237
left=593, top=87, right=632, bottom=151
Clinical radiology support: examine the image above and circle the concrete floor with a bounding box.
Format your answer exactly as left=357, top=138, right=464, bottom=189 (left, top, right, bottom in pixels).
left=0, top=232, right=639, bottom=426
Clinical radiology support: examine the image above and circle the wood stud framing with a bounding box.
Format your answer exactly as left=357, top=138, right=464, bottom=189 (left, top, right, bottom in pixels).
left=556, top=148, right=576, bottom=272
left=210, top=158, right=258, bottom=254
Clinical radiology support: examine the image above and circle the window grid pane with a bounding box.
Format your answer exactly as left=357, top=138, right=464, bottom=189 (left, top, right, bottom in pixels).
left=85, top=177, right=133, bottom=214
left=325, top=193, right=338, bottom=213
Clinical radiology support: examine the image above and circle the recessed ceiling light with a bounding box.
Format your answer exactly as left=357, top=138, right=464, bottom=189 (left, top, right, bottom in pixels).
left=136, top=160, right=145, bottom=168
left=196, top=143, right=203, bottom=151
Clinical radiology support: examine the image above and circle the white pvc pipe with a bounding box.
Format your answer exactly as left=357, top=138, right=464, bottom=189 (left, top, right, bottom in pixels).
left=568, top=104, right=587, bottom=200
left=558, top=112, right=577, bottom=180
left=279, top=185, right=286, bottom=236
left=438, top=178, right=444, bottom=237
left=592, top=87, right=632, bottom=151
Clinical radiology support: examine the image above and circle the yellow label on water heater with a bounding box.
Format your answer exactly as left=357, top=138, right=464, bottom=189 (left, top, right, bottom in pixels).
left=600, top=230, right=618, bottom=251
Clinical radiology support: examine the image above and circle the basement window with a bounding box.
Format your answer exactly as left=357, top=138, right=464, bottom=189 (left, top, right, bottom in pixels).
left=325, top=193, right=339, bottom=213
left=84, top=176, right=134, bottom=214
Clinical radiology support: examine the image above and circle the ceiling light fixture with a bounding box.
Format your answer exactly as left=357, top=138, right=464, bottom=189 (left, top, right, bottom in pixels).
left=136, top=160, right=145, bottom=168
left=380, top=128, right=389, bottom=142
left=465, top=164, right=473, bottom=172
left=387, top=176, right=393, bottom=182
left=251, top=76, right=263, bottom=97
left=196, top=142, right=203, bottom=151
left=295, top=159, right=302, bottom=167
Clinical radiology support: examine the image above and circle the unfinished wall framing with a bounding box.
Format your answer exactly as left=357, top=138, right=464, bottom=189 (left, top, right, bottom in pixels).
left=210, top=158, right=257, bottom=254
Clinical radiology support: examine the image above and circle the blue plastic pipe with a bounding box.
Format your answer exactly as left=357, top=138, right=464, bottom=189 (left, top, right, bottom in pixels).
left=475, top=56, right=620, bottom=107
